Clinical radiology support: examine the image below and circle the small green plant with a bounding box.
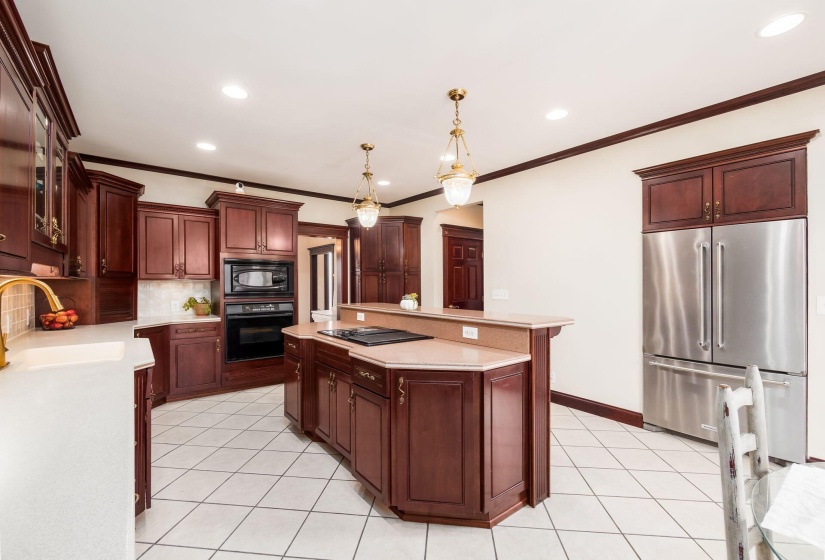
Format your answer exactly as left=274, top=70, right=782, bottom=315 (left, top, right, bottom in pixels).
left=401, top=293, right=419, bottom=303
left=183, top=296, right=211, bottom=315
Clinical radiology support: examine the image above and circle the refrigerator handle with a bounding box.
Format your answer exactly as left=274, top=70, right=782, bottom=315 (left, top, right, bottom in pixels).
left=698, top=242, right=709, bottom=349
left=647, top=361, right=790, bottom=386
left=716, top=242, right=725, bottom=349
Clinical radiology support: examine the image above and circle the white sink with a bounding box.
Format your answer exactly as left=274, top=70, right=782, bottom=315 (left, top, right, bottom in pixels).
left=17, top=341, right=125, bottom=370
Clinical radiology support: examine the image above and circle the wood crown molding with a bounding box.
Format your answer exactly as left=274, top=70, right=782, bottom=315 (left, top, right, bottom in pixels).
left=551, top=391, right=644, bottom=428
left=633, top=129, right=819, bottom=179
left=441, top=224, right=483, bottom=240
left=138, top=201, right=218, bottom=217
left=308, top=243, right=336, bottom=256
left=298, top=221, right=349, bottom=238
left=32, top=41, right=80, bottom=139
left=205, top=190, right=304, bottom=211
left=345, top=215, right=423, bottom=227
left=0, top=0, right=44, bottom=93
left=67, top=152, right=93, bottom=194
left=87, top=169, right=145, bottom=196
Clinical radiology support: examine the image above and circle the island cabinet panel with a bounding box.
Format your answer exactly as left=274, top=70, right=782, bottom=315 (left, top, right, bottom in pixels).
left=642, top=169, right=712, bottom=232
left=169, top=336, right=221, bottom=397
left=284, top=348, right=302, bottom=427
left=393, top=371, right=479, bottom=518
left=135, top=326, right=169, bottom=405
left=262, top=208, right=297, bottom=255
left=333, top=371, right=353, bottom=458
left=134, top=367, right=152, bottom=515
left=138, top=211, right=178, bottom=279
left=315, top=362, right=334, bottom=441
left=352, top=383, right=391, bottom=502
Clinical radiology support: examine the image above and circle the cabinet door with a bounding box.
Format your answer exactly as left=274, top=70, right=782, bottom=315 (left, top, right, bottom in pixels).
left=712, top=150, right=807, bottom=224
left=169, top=336, right=221, bottom=396
left=642, top=169, right=712, bottom=232
left=180, top=215, right=216, bottom=279
left=138, top=211, right=178, bottom=279
left=0, top=62, right=32, bottom=267
left=403, top=222, right=421, bottom=301
left=221, top=203, right=260, bottom=254
left=333, top=371, right=352, bottom=458
left=383, top=272, right=404, bottom=304
left=404, top=272, right=421, bottom=302
left=32, top=102, right=52, bottom=247
left=315, top=362, right=334, bottom=442
left=352, top=384, right=390, bottom=502
left=394, top=370, right=478, bottom=517
left=381, top=221, right=404, bottom=272
left=284, top=352, right=302, bottom=427
left=134, top=367, right=151, bottom=515
left=136, top=326, right=169, bottom=404
left=262, top=208, right=296, bottom=255
left=360, top=224, right=382, bottom=272
left=51, top=145, right=67, bottom=252
left=68, top=184, right=89, bottom=277
left=361, top=272, right=382, bottom=303
left=99, top=184, right=137, bottom=277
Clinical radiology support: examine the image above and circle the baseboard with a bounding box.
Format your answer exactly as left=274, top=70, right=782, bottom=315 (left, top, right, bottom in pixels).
left=809, top=457, right=824, bottom=463
left=551, top=391, right=644, bottom=428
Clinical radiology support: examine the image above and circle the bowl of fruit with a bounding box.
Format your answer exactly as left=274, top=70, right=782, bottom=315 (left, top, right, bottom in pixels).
left=39, top=297, right=80, bottom=331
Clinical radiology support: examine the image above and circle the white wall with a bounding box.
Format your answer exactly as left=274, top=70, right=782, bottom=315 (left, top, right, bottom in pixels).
left=392, top=86, right=825, bottom=458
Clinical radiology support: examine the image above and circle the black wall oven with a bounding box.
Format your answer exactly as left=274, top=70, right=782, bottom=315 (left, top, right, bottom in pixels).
left=224, top=259, right=294, bottom=298
left=225, top=301, right=294, bottom=362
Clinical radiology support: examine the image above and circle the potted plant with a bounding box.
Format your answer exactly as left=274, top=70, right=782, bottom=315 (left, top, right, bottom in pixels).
left=183, top=296, right=212, bottom=316
left=400, top=293, right=419, bottom=311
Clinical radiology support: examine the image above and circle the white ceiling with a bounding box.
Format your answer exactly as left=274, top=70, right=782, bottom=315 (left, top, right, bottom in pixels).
left=18, top=0, right=825, bottom=203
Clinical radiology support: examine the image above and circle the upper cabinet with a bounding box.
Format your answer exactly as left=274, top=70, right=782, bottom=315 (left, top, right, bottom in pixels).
left=637, top=131, right=816, bottom=232
left=138, top=202, right=218, bottom=280
left=206, top=191, right=303, bottom=257
left=348, top=216, right=422, bottom=305
left=90, top=171, right=143, bottom=278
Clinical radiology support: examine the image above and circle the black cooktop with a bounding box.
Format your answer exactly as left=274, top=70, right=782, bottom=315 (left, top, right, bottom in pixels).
left=318, top=327, right=433, bottom=346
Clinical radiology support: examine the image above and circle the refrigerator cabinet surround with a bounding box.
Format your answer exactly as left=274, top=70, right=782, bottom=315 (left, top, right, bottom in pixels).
left=643, top=355, right=806, bottom=463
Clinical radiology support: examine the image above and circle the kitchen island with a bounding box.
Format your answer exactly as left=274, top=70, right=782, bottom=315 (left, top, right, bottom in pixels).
left=282, top=303, right=573, bottom=527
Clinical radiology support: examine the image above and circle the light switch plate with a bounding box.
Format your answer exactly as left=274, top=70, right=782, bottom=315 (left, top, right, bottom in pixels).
left=550, top=371, right=556, bottom=384
left=171, top=301, right=182, bottom=313
left=492, top=289, right=509, bottom=300
left=818, top=296, right=825, bottom=315
left=462, top=326, right=478, bottom=340
left=356, top=312, right=365, bottom=321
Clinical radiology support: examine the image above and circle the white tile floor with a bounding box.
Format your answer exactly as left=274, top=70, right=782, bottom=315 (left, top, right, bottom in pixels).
left=137, top=385, right=762, bottom=560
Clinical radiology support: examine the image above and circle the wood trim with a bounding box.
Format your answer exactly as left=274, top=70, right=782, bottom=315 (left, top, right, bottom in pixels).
left=634, top=130, right=819, bottom=179
left=298, top=221, right=349, bottom=238
left=809, top=457, right=824, bottom=463
left=80, top=153, right=354, bottom=204
left=551, top=391, right=644, bottom=428
left=67, top=152, right=93, bottom=194
left=205, top=190, right=304, bottom=211
left=0, top=0, right=44, bottom=93
left=388, top=71, right=825, bottom=208
left=308, top=243, right=335, bottom=256
left=441, top=224, right=483, bottom=240
left=345, top=215, right=424, bottom=227
left=137, top=201, right=218, bottom=217
left=87, top=169, right=145, bottom=196
left=31, top=41, right=80, bottom=138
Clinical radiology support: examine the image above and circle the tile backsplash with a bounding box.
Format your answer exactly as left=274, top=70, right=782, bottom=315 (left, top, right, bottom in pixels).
left=1, top=284, right=35, bottom=341
left=138, top=280, right=214, bottom=317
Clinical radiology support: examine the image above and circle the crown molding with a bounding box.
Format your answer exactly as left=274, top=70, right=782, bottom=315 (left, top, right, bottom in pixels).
left=137, top=201, right=218, bottom=217
left=205, top=190, right=304, bottom=211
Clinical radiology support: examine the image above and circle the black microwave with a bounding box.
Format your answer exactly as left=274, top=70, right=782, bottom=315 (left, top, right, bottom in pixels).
left=224, top=259, right=294, bottom=298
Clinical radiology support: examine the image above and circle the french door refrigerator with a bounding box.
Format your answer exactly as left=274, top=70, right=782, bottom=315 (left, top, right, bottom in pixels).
left=642, top=219, right=807, bottom=463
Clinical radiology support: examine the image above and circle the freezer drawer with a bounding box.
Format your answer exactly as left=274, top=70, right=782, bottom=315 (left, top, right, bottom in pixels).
left=643, top=354, right=806, bottom=463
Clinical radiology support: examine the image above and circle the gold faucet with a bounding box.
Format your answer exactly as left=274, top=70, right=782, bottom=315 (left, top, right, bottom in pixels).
left=0, top=277, right=64, bottom=370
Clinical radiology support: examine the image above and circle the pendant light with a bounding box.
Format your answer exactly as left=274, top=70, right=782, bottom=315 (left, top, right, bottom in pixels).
left=435, top=88, right=478, bottom=208
left=351, top=143, right=381, bottom=228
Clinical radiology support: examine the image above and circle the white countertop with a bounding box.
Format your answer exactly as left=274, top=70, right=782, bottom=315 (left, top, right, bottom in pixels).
left=0, top=318, right=173, bottom=560
left=135, top=313, right=221, bottom=329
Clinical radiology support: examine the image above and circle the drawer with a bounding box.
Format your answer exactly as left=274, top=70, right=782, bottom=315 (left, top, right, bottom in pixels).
left=170, top=322, right=220, bottom=339
left=316, top=341, right=351, bottom=373
left=285, top=334, right=301, bottom=357
left=351, top=358, right=390, bottom=398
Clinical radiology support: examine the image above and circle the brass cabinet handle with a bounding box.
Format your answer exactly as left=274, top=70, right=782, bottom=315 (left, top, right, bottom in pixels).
left=330, top=371, right=336, bottom=393
left=101, top=258, right=107, bottom=275
left=135, top=332, right=141, bottom=338
left=177, top=328, right=197, bottom=333
left=287, top=342, right=297, bottom=350
left=0, top=233, right=6, bottom=242
left=296, top=362, right=301, bottom=381
left=135, top=493, right=139, bottom=504
left=51, top=217, right=63, bottom=245
left=358, top=369, right=376, bottom=382
left=715, top=200, right=721, bottom=220
left=704, top=202, right=711, bottom=221
left=349, top=388, right=355, bottom=413
left=398, top=376, right=405, bottom=405
left=216, top=338, right=221, bottom=352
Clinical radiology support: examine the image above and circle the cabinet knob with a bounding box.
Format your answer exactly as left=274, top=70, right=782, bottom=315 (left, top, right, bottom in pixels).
left=101, top=259, right=107, bottom=275
left=216, top=338, right=221, bottom=352
left=135, top=332, right=141, bottom=338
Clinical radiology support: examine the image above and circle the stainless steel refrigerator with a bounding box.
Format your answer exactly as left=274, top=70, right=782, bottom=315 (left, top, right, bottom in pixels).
left=643, top=219, right=807, bottom=463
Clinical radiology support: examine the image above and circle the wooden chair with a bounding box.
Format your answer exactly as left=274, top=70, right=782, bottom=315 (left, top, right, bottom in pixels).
left=716, top=364, right=771, bottom=560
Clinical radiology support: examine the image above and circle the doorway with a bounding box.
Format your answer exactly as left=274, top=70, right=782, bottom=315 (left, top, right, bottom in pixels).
left=442, top=224, right=484, bottom=310
left=297, top=222, right=349, bottom=324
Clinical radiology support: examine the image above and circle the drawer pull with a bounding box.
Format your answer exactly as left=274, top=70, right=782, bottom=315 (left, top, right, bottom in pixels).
left=296, top=362, right=301, bottom=381
left=177, top=329, right=197, bottom=333
left=358, top=369, right=376, bottom=382
left=349, top=388, right=355, bottom=413
left=398, top=376, right=405, bottom=405
left=329, top=371, right=336, bottom=393
left=287, top=342, right=298, bottom=350
left=135, top=492, right=139, bottom=504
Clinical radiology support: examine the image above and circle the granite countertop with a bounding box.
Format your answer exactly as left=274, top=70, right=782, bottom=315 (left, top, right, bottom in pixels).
left=283, top=321, right=532, bottom=372
left=340, top=303, right=574, bottom=329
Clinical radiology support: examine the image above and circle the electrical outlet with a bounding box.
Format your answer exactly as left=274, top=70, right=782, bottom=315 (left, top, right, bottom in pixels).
left=550, top=371, right=556, bottom=384
left=462, top=326, right=478, bottom=340
left=171, top=301, right=182, bottom=313
left=818, top=296, right=825, bottom=315
left=492, top=289, right=509, bottom=300
left=356, top=312, right=365, bottom=321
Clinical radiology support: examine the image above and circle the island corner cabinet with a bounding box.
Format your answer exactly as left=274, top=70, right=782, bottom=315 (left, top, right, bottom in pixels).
left=282, top=303, right=573, bottom=527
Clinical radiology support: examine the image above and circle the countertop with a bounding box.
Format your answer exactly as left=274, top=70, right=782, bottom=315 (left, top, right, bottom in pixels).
left=0, top=317, right=214, bottom=560
left=340, top=303, right=574, bottom=329
left=283, top=321, right=532, bottom=371
left=135, top=313, right=221, bottom=328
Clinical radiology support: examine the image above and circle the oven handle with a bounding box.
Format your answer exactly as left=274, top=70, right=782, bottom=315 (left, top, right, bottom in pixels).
left=225, top=312, right=294, bottom=319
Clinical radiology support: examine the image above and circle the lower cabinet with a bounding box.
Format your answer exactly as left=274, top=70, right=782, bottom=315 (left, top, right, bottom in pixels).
left=169, top=336, right=221, bottom=397
left=314, top=361, right=353, bottom=459
left=135, top=326, right=168, bottom=405
left=134, top=367, right=151, bottom=515
left=351, top=384, right=391, bottom=502
left=284, top=351, right=302, bottom=426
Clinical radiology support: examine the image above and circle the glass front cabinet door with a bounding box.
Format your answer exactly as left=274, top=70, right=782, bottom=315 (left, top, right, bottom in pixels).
left=31, top=91, right=68, bottom=252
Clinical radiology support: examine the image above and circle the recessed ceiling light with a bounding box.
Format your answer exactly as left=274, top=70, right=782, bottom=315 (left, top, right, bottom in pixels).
left=377, top=180, right=390, bottom=186
left=758, top=13, right=805, bottom=37
left=196, top=142, right=216, bottom=151
left=440, top=154, right=456, bottom=161
left=545, top=108, right=569, bottom=120
left=222, top=85, right=248, bottom=99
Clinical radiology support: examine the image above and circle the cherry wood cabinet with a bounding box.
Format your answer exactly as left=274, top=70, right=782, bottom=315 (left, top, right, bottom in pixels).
left=66, top=152, right=92, bottom=277
left=206, top=192, right=302, bottom=257
left=138, top=202, right=217, bottom=280
left=637, top=131, right=814, bottom=232
left=348, top=216, right=423, bottom=304
left=315, top=361, right=334, bottom=441
left=134, top=367, right=152, bottom=516
left=98, top=179, right=139, bottom=278
left=169, top=334, right=222, bottom=397
left=284, top=349, right=302, bottom=427
left=351, top=383, right=391, bottom=502
left=333, top=370, right=353, bottom=458
left=135, top=326, right=169, bottom=405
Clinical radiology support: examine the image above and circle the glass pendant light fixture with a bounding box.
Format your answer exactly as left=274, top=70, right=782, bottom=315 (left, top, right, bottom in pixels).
left=351, top=143, right=381, bottom=228
left=435, top=88, right=478, bottom=208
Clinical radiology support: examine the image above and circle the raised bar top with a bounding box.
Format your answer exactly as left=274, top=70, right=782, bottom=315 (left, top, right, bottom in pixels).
left=340, top=303, right=574, bottom=330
